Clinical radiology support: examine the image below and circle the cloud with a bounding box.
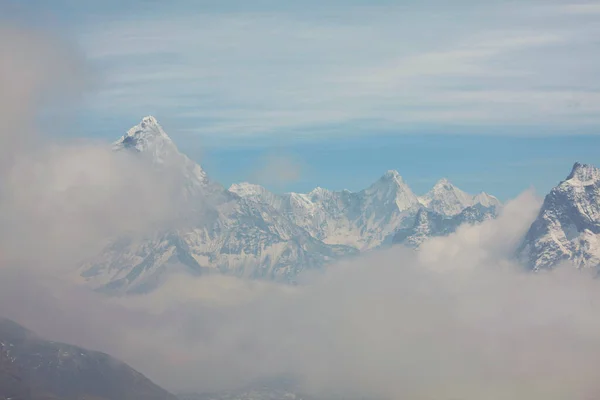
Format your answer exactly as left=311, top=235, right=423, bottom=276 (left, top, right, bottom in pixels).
left=0, top=27, right=178, bottom=274
left=0, top=25, right=84, bottom=167
left=69, top=0, right=600, bottom=141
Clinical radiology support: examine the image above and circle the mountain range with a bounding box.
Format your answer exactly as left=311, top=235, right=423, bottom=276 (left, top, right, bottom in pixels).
left=80, top=116, right=501, bottom=294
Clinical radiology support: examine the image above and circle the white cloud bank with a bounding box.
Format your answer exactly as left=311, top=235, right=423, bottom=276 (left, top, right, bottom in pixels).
left=7, top=189, right=600, bottom=400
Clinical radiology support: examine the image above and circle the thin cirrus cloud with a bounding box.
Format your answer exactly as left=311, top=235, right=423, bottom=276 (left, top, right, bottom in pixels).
left=76, top=1, right=600, bottom=140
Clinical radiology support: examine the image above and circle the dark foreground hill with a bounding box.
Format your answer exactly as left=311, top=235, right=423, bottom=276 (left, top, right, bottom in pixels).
left=0, top=318, right=177, bottom=400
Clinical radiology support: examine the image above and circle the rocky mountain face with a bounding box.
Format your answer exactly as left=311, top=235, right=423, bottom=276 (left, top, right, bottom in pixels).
left=517, top=162, right=600, bottom=271
left=0, top=318, right=176, bottom=400
left=80, top=117, right=500, bottom=294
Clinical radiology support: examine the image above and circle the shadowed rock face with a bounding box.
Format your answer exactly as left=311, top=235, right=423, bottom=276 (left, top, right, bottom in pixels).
left=0, top=318, right=177, bottom=400
left=517, top=162, right=600, bottom=271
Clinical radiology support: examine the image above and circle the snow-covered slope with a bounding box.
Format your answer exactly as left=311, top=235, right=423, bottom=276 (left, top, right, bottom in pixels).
left=417, top=178, right=500, bottom=216
left=517, top=162, right=600, bottom=271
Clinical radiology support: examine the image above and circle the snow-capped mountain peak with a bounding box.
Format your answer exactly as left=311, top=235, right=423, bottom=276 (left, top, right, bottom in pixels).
left=566, top=162, right=600, bottom=186
left=418, top=178, right=501, bottom=216
left=383, top=169, right=402, bottom=179
left=114, top=115, right=178, bottom=161
left=363, top=170, right=417, bottom=210
left=376, top=170, right=410, bottom=189
left=433, top=177, right=451, bottom=187
left=418, top=178, right=473, bottom=216
left=114, top=116, right=214, bottom=195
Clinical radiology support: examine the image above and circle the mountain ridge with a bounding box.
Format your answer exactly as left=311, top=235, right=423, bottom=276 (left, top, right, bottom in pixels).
left=80, top=116, right=502, bottom=294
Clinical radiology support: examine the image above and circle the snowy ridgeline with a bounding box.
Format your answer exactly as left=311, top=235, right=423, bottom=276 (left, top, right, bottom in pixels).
left=82, top=116, right=506, bottom=294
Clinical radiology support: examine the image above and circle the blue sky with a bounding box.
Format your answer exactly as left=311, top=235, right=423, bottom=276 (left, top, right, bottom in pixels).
left=4, top=0, right=600, bottom=199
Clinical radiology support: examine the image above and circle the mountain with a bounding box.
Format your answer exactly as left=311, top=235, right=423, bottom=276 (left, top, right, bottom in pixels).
left=393, top=204, right=498, bottom=248
left=81, top=117, right=357, bottom=294
left=80, top=117, right=500, bottom=293
left=517, top=162, right=600, bottom=271
left=0, top=318, right=176, bottom=400
left=231, top=175, right=499, bottom=251
left=417, top=178, right=500, bottom=216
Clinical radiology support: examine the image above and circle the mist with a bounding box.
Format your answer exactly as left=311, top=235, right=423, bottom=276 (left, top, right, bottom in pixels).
left=3, top=23, right=600, bottom=400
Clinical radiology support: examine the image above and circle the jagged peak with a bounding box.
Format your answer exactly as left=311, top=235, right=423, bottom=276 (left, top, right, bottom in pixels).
left=382, top=170, right=403, bottom=181
left=367, top=170, right=410, bottom=191
left=124, top=115, right=170, bottom=140
left=566, top=162, right=600, bottom=184
left=423, top=178, right=468, bottom=199
left=141, top=115, right=158, bottom=126
left=433, top=177, right=452, bottom=187
left=113, top=115, right=178, bottom=157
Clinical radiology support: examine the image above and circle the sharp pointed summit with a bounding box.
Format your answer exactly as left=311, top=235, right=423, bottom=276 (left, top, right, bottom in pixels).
left=114, top=116, right=176, bottom=157
left=363, top=170, right=418, bottom=212
left=383, top=169, right=401, bottom=179
left=566, top=162, right=600, bottom=184
left=114, top=116, right=216, bottom=196
left=433, top=178, right=452, bottom=187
